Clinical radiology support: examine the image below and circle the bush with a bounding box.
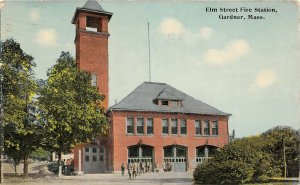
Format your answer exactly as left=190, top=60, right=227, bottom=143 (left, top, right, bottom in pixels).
left=194, top=160, right=254, bottom=184
left=194, top=135, right=281, bottom=184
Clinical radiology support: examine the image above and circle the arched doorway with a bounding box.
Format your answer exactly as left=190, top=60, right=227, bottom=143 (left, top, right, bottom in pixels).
left=127, top=144, right=154, bottom=164
left=196, top=145, right=218, bottom=164
left=83, top=145, right=105, bottom=173
left=163, top=145, right=187, bottom=172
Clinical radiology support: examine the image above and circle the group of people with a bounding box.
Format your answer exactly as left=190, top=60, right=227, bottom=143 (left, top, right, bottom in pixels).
left=121, top=161, right=156, bottom=179
left=163, top=161, right=173, bottom=172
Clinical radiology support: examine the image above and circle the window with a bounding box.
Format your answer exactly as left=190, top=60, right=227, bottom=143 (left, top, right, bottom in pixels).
left=128, top=146, right=139, bottom=158
left=204, top=121, right=210, bottom=135
left=91, top=74, right=97, bottom=86
left=161, top=100, right=168, bottom=105
left=127, top=118, right=134, bottom=134
left=147, top=118, right=153, bottom=135
left=86, top=16, right=101, bottom=32
left=92, top=147, right=97, bottom=153
left=99, top=155, right=104, bottom=161
left=137, top=118, right=144, bottom=134
left=212, top=121, right=218, bottom=135
left=85, top=155, right=89, bottom=162
left=100, top=146, right=104, bottom=153
left=180, top=119, right=187, bottom=135
left=85, top=147, right=89, bottom=153
left=171, top=119, right=178, bottom=134
left=176, top=147, right=186, bottom=157
left=195, top=120, right=201, bottom=135
left=196, top=147, right=205, bottom=157
left=92, top=156, right=97, bottom=162
left=162, top=119, right=169, bottom=134
left=164, top=147, right=173, bottom=157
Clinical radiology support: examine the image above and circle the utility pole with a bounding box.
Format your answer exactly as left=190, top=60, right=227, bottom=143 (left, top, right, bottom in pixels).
left=0, top=1, right=5, bottom=183
left=283, top=138, right=287, bottom=178
left=147, top=22, right=151, bottom=82
left=0, top=62, right=3, bottom=185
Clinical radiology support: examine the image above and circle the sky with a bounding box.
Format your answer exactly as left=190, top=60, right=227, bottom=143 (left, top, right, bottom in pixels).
left=2, top=0, right=300, bottom=137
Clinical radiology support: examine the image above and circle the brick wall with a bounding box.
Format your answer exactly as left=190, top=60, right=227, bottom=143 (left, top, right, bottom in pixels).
left=109, top=111, right=229, bottom=171
left=75, top=12, right=109, bottom=110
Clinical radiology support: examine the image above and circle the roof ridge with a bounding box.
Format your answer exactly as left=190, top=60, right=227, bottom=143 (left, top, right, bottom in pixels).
left=82, top=0, right=105, bottom=12
left=162, top=88, right=181, bottom=99
left=144, top=81, right=166, bottom=85
left=155, top=88, right=182, bottom=100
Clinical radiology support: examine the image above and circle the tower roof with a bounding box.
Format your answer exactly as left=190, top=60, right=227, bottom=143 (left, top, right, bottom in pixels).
left=72, top=0, right=113, bottom=24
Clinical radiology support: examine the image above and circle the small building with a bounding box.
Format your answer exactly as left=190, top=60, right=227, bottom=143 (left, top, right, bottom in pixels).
left=72, top=0, right=231, bottom=173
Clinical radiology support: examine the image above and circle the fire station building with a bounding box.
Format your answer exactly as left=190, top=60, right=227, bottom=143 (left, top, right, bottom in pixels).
left=72, top=0, right=231, bottom=174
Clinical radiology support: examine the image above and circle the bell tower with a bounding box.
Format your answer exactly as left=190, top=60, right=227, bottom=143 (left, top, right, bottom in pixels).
left=72, top=0, right=113, bottom=110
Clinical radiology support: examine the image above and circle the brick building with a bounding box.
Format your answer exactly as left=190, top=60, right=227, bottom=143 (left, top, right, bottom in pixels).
left=72, top=0, right=231, bottom=174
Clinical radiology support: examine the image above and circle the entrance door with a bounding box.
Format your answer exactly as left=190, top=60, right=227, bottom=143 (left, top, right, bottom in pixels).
left=196, top=145, right=218, bottom=164
left=83, top=145, right=105, bottom=173
left=128, top=145, right=154, bottom=170
left=163, top=145, right=187, bottom=172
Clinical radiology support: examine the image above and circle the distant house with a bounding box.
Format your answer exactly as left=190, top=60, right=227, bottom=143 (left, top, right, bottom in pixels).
left=72, top=0, right=231, bottom=173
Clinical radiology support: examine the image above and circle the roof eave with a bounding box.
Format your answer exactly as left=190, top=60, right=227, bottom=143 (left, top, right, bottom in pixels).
left=108, top=108, right=231, bottom=116
left=71, top=8, right=113, bottom=24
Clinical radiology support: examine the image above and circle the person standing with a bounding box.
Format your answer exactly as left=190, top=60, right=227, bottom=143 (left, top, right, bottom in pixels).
left=132, top=163, right=137, bottom=178
left=127, top=162, right=132, bottom=179
left=137, top=162, right=140, bottom=176
left=121, top=163, right=125, bottom=176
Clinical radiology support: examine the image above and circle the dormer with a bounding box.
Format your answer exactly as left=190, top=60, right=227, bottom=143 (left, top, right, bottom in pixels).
left=153, top=89, right=183, bottom=107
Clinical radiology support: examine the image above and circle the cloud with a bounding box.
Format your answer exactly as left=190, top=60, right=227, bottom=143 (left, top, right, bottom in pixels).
left=249, top=69, right=277, bottom=92
left=255, top=69, right=276, bottom=88
left=36, top=28, right=59, bottom=46
left=159, top=17, right=215, bottom=43
left=159, top=17, right=184, bottom=36
left=29, top=8, right=40, bottom=23
left=203, top=39, right=250, bottom=65
left=196, top=27, right=214, bottom=40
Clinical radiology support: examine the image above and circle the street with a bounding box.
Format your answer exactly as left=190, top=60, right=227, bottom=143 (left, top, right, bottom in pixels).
left=4, top=171, right=194, bottom=185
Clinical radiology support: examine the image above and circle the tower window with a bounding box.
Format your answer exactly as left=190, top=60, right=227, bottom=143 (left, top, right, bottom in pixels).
left=91, top=74, right=97, bottom=86
left=86, top=16, right=101, bottom=32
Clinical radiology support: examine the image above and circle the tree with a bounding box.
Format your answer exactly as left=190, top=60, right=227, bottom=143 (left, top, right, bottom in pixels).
left=1, top=39, right=40, bottom=176
left=262, top=126, right=299, bottom=177
left=38, top=52, right=109, bottom=176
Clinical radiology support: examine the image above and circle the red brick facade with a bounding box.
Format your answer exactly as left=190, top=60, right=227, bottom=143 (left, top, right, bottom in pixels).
left=74, top=12, right=109, bottom=109
left=109, top=111, right=229, bottom=171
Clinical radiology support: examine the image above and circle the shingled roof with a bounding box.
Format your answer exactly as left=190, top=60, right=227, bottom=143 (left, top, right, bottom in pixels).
left=72, top=0, right=113, bottom=24
left=109, top=82, right=231, bottom=116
